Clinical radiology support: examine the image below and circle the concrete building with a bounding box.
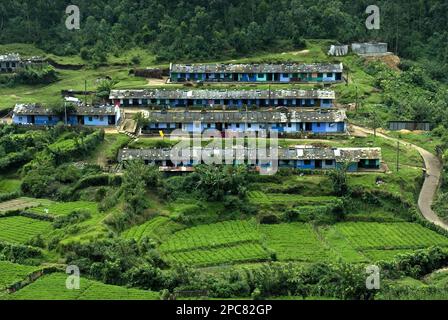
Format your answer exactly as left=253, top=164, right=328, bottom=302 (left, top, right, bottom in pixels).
left=0, top=53, right=46, bottom=73
left=351, top=43, right=388, bottom=55
left=139, top=110, right=347, bottom=135
left=169, top=63, right=344, bottom=83
left=12, top=104, right=121, bottom=126
left=118, top=146, right=381, bottom=172
left=109, top=89, right=336, bottom=109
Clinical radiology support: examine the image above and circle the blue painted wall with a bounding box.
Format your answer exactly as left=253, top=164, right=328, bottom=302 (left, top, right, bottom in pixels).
left=83, top=115, right=110, bottom=126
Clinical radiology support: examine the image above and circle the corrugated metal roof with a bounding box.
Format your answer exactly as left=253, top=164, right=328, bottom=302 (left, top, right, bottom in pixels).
left=170, top=63, right=344, bottom=74
left=142, top=110, right=346, bottom=123
left=109, top=89, right=336, bottom=100
left=13, top=104, right=117, bottom=116
left=0, top=53, right=21, bottom=62
left=118, top=147, right=381, bottom=162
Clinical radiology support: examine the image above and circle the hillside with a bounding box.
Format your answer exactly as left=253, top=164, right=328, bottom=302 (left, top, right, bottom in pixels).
left=0, top=3, right=447, bottom=301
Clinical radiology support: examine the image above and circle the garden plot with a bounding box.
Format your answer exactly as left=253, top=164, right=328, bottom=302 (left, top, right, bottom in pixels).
left=0, top=197, right=51, bottom=214
left=27, top=200, right=99, bottom=217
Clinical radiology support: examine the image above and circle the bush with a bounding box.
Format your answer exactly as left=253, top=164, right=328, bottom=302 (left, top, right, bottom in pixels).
left=15, top=65, right=58, bottom=85
left=0, top=241, right=42, bottom=264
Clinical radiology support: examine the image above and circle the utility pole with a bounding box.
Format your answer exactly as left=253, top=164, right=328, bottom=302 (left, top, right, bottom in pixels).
left=84, top=79, right=87, bottom=106
left=372, top=111, right=377, bottom=141
left=268, top=84, right=271, bottom=107
left=64, top=101, right=67, bottom=125
left=396, top=141, right=400, bottom=172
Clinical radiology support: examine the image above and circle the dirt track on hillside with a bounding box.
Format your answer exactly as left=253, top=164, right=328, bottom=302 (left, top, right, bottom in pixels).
left=352, top=125, right=448, bottom=231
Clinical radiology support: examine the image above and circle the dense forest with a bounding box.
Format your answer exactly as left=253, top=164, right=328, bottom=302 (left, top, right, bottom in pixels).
left=0, top=0, right=446, bottom=66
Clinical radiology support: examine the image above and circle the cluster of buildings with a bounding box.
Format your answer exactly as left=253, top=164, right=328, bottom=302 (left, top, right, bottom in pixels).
left=0, top=53, right=46, bottom=73
left=9, top=61, right=383, bottom=172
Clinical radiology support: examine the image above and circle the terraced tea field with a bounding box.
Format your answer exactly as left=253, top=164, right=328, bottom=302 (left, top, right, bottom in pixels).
left=0, top=216, right=52, bottom=243
left=332, top=222, right=448, bottom=250
left=248, top=191, right=336, bottom=206
left=159, top=220, right=270, bottom=266
left=122, top=216, right=185, bottom=243
left=163, top=243, right=270, bottom=267
left=260, top=223, right=331, bottom=262
left=0, top=261, right=42, bottom=290
left=157, top=220, right=448, bottom=267
left=27, top=201, right=99, bottom=217
left=318, top=222, right=448, bottom=262
left=5, top=273, right=160, bottom=300
left=159, top=220, right=261, bottom=253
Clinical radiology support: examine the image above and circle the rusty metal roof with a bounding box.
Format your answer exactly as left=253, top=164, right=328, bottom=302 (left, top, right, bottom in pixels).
left=13, top=104, right=117, bottom=116
left=170, top=63, right=344, bottom=74
left=109, top=89, right=336, bottom=100
left=142, top=110, right=346, bottom=123
left=118, top=147, right=381, bottom=162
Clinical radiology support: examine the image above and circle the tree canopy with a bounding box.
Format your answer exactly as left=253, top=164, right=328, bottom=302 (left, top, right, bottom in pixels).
left=0, top=0, right=446, bottom=66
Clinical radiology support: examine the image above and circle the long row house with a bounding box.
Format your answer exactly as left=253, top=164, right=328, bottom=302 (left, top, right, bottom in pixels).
left=12, top=104, right=346, bottom=135
left=118, top=146, right=381, bottom=172
left=169, top=63, right=344, bottom=83
left=109, top=89, right=336, bottom=109
left=140, top=110, right=346, bottom=134
left=12, top=104, right=121, bottom=126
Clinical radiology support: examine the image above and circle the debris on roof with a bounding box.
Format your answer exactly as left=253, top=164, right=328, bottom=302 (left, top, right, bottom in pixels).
left=109, top=89, right=336, bottom=100
left=118, top=147, right=381, bottom=162
left=13, top=104, right=117, bottom=116
left=170, top=63, right=343, bottom=74
left=139, top=110, right=346, bottom=123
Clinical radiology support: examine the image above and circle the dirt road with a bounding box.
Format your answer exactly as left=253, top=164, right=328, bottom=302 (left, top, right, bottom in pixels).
left=352, top=125, right=448, bottom=231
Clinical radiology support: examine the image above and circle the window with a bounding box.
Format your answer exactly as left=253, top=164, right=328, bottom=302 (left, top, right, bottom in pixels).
left=48, top=116, right=53, bottom=121
left=327, top=73, right=333, bottom=77
left=207, top=124, right=211, bottom=128
left=18, top=116, right=22, bottom=121
left=99, top=116, right=104, bottom=121
left=317, top=123, right=321, bottom=127
left=325, top=160, right=333, bottom=166
left=236, top=124, right=240, bottom=128
left=248, top=123, right=252, bottom=128
left=88, top=117, right=93, bottom=122
left=283, top=73, right=289, bottom=77
left=258, top=73, right=264, bottom=78
left=288, top=123, right=292, bottom=128
left=304, top=160, right=311, bottom=165
left=318, top=73, right=323, bottom=78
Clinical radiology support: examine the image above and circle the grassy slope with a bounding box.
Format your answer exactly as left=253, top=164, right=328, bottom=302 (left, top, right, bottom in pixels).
left=0, top=40, right=375, bottom=110
left=4, top=273, right=160, bottom=300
